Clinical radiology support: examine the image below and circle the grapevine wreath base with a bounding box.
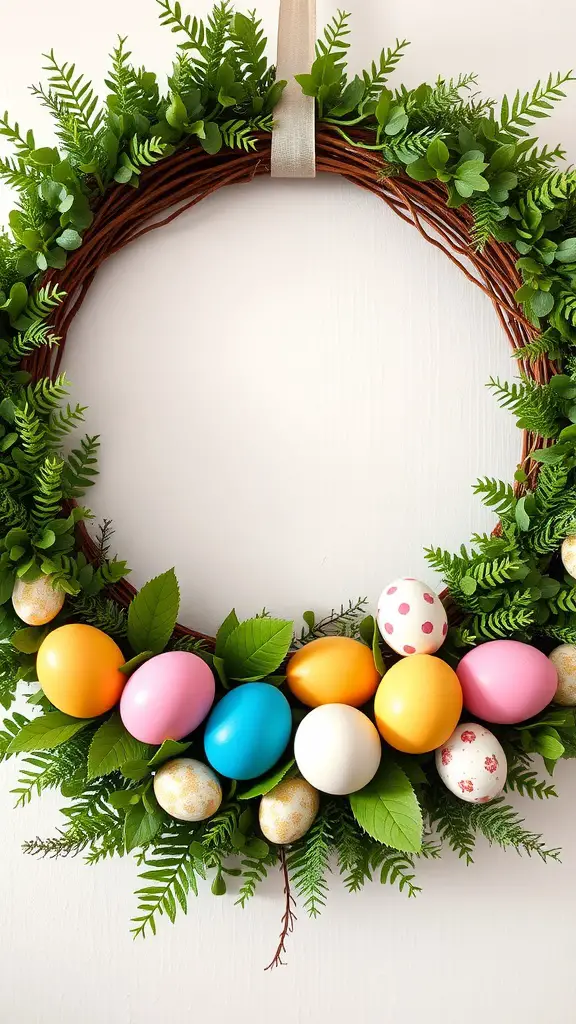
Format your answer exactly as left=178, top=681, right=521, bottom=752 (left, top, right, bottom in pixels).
left=1, top=3, right=576, bottom=969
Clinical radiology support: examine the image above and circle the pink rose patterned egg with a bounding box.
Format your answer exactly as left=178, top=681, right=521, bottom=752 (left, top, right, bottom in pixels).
left=376, top=578, right=448, bottom=656
left=435, top=722, right=507, bottom=803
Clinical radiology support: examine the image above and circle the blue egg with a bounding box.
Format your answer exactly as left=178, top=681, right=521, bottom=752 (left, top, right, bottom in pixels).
left=204, top=683, right=292, bottom=780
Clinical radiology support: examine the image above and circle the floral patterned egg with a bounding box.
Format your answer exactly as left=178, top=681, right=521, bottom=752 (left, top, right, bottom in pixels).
left=561, top=535, right=576, bottom=579
left=259, top=777, right=320, bottom=844
left=549, top=644, right=576, bottom=706
left=12, top=574, right=64, bottom=626
left=435, top=722, right=507, bottom=804
left=153, top=757, right=222, bottom=822
left=376, top=578, right=447, bottom=656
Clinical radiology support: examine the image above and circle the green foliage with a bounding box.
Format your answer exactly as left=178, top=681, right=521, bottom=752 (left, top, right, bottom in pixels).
left=127, top=568, right=180, bottom=654
left=132, top=820, right=202, bottom=937
left=349, top=760, right=423, bottom=853
left=12, top=729, right=91, bottom=807
left=286, top=807, right=333, bottom=917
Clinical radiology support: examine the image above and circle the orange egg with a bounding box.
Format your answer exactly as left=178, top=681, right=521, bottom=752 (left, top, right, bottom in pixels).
left=37, top=624, right=126, bottom=718
left=374, top=654, right=462, bottom=753
left=287, top=636, right=381, bottom=708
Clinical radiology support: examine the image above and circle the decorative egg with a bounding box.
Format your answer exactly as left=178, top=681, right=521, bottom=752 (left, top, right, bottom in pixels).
left=12, top=574, right=64, bottom=626
left=548, top=644, right=576, bottom=706
left=376, top=578, right=448, bottom=656
left=457, top=640, right=557, bottom=724
left=561, top=535, right=576, bottom=579
left=153, top=757, right=222, bottom=822
left=120, top=651, right=215, bottom=744
left=294, top=703, right=381, bottom=795
left=259, top=777, right=320, bottom=844
left=435, top=722, right=507, bottom=803
left=286, top=636, right=380, bottom=708
left=204, top=683, right=292, bottom=780
left=36, top=624, right=125, bottom=718
left=374, top=654, right=462, bottom=753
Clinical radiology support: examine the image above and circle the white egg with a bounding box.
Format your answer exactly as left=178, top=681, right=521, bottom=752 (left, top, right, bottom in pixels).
left=435, top=722, right=507, bottom=803
left=377, top=578, right=447, bottom=656
left=259, top=777, right=320, bottom=844
left=153, top=757, right=222, bottom=822
left=549, top=644, right=576, bottom=706
left=294, top=703, right=381, bottom=795
left=12, top=574, right=65, bottom=626
left=561, top=535, right=576, bottom=580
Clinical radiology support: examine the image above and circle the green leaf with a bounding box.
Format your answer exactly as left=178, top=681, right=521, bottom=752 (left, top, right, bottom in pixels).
left=124, top=802, right=164, bottom=852
left=88, top=712, right=150, bottom=779
left=426, top=138, right=449, bottom=170
left=11, top=627, right=47, bottom=654
left=349, top=760, right=423, bottom=853
left=147, top=738, right=192, bottom=768
left=211, top=871, right=227, bottom=895
left=515, top=495, right=531, bottom=531
left=166, top=93, right=188, bottom=130
left=460, top=575, right=477, bottom=596
left=238, top=758, right=296, bottom=799
left=55, top=228, right=82, bottom=251
left=215, top=608, right=239, bottom=657
left=372, top=623, right=385, bottom=675
left=200, top=122, right=222, bottom=155
left=127, top=568, right=180, bottom=654
left=29, top=147, right=60, bottom=166
left=531, top=290, right=555, bottom=317
left=555, top=238, right=576, bottom=263
left=119, top=651, right=153, bottom=676
left=532, top=727, right=565, bottom=760
left=223, top=617, right=293, bottom=680
left=406, top=158, right=436, bottom=182
left=7, top=711, right=93, bottom=753
left=121, top=759, right=151, bottom=781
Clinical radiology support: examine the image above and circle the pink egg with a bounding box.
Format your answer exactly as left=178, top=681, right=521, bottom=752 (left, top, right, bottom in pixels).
left=457, top=640, right=557, bottom=724
left=120, top=651, right=215, bottom=744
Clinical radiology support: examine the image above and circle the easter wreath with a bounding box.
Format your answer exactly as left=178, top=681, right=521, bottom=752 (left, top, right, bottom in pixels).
left=2, top=2, right=576, bottom=969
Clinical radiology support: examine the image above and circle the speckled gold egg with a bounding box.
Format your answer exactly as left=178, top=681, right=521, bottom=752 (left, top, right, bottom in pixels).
left=561, top=535, right=576, bottom=580
left=258, top=777, right=320, bottom=845
left=549, top=644, right=576, bottom=706
left=12, top=574, right=64, bottom=626
left=153, top=757, right=222, bottom=822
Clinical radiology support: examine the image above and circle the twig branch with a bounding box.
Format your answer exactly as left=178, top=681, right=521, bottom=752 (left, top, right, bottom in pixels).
left=264, top=847, right=296, bottom=971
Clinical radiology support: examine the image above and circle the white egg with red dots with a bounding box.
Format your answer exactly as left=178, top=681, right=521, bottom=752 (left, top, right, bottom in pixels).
left=376, top=578, right=448, bottom=656
left=435, top=722, right=507, bottom=804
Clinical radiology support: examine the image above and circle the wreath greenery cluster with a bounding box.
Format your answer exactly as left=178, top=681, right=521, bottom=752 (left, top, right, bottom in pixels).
left=1, top=2, right=576, bottom=965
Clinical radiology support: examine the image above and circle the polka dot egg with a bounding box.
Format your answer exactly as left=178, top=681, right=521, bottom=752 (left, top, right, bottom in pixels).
left=376, top=578, right=448, bottom=656
left=153, top=757, right=222, bottom=822
left=435, top=722, right=507, bottom=804
left=549, top=644, right=576, bottom=706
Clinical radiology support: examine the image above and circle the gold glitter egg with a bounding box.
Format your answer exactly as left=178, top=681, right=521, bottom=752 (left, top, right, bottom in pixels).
left=549, top=644, right=576, bottom=706
left=12, top=574, right=65, bottom=626
left=561, top=535, right=576, bottom=580
left=259, top=777, right=320, bottom=845
left=153, top=757, right=223, bottom=822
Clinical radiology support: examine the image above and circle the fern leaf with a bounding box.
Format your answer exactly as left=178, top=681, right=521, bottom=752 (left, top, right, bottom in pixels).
left=132, top=821, right=201, bottom=937
left=46, top=403, right=87, bottom=445
left=203, top=2, right=234, bottom=83
left=499, top=72, right=575, bottom=139
left=156, top=0, right=205, bottom=51
left=315, top=10, right=351, bottom=59
left=20, top=284, right=66, bottom=325
left=470, top=195, right=508, bottom=250
left=235, top=850, right=277, bottom=906
left=286, top=806, right=333, bottom=917
left=13, top=403, right=47, bottom=468
left=25, top=374, right=70, bottom=417
left=361, top=39, right=409, bottom=98
left=504, top=764, right=557, bottom=800
left=7, top=320, right=59, bottom=366
left=32, top=456, right=64, bottom=526
left=473, top=477, right=515, bottom=517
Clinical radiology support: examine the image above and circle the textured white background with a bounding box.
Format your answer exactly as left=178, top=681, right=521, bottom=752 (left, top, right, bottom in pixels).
left=1, top=1, right=576, bottom=1021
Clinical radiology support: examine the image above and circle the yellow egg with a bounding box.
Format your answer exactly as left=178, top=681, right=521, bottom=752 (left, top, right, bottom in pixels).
left=37, top=624, right=125, bottom=718
left=153, top=758, right=222, bottom=822
left=259, top=777, right=320, bottom=844
left=374, top=654, right=462, bottom=753
left=12, top=575, right=64, bottom=626
left=287, top=636, right=381, bottom=707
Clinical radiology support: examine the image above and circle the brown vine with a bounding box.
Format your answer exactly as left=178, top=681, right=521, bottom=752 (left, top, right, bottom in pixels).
left=264, top=847, right=296, bottom=970
left=26, top=124, right=552, bottom=641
